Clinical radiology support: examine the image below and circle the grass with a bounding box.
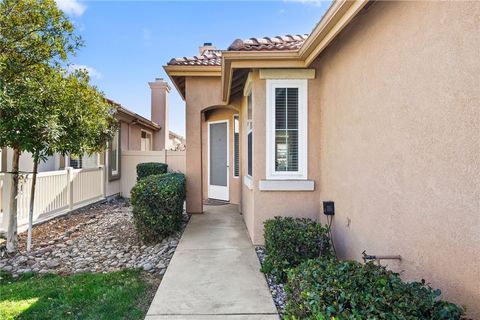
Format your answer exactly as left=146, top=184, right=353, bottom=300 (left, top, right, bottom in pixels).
left=0, top=269, right=157, bottom=320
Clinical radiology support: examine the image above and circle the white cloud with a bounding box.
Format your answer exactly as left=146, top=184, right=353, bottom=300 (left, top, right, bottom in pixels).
left=68, top=64, right=103, bottom=79
left=55, top=0, right=86, bottom=16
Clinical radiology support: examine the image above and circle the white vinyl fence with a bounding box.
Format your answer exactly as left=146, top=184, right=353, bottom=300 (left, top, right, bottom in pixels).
left=0, top=167, right=105, bottom=233
left=121, top=150, right=186, bottom=197
left=0, top=150, right=186, bottom=234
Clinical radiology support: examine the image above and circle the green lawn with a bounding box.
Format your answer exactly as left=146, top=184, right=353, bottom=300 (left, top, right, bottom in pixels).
left=0, top=269, right=157, bottom=320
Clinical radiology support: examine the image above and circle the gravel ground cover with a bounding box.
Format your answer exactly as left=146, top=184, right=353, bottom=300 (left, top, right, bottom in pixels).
left=255, top=245, right=287, bottom=316
left=0, top=197, right=189, bottom=278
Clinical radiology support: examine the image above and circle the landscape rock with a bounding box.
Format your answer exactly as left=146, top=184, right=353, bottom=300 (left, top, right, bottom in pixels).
left=0, top=198, right=189, bottom=278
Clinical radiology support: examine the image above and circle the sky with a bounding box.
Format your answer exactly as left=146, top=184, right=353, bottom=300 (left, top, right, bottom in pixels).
left=57, top=0, right=331, bottom=136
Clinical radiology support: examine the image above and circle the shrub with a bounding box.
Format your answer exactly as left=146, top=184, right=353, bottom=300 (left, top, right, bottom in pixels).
left=285, top=259, right=464, bottom=320
left=130, top=173, right=185, bottom=242
left=136, top=162, right=168, bottom=180
left=261, top=217, right=332, bottom=282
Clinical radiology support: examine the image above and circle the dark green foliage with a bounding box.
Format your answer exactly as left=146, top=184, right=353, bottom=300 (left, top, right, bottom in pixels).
left=261, top=217, right=332, bottom=282
left=130, top=173, right=185, bottom=242
left=285, top=259, right=464, bottom=320
left=136, top=162, right=168, bottom=181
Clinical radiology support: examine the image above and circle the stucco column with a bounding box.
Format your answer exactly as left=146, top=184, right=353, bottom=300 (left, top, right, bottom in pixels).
left=185, top=106, right=203, bottom=213
left=149, top=78, right=170, bottom=151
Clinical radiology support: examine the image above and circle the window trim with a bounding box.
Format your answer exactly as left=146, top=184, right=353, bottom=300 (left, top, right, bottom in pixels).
left=108, top=128, right=121, bottom=181
left=140, top=129, right=153, bottom=151
left=266, top=79, right=308, bottom=180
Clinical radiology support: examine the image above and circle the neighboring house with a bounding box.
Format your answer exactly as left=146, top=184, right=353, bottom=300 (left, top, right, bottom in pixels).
left=164, top=0, right=479, bottom=317
left=0, top=78, right=184, bottom=176
left=0, top=78, right=186, bottom=234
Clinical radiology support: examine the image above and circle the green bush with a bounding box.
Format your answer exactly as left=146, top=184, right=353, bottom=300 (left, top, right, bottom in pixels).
left=261, top=217, right=332, bottom=282
left=130, top=173, right=185, bottom=242
left=136, top=162, right=168, bottom=181
left=285, top=259, right=464, bottom=320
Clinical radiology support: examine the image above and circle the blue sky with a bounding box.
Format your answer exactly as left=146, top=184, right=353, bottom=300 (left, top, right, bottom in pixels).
left=58, top=0, right=331, bottom=136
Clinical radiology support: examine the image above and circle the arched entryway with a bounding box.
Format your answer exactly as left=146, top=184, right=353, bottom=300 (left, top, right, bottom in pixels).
left=201, top=105, right=240, bottom=204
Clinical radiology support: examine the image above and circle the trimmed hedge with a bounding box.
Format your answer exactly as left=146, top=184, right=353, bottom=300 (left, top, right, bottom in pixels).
left=261, top=217, right=332, bottom=282
left=136, top=162, right=168, bottom=181
left=130, top=173, right=185, bottom=242
left=285, top=259, right=464, bottom=320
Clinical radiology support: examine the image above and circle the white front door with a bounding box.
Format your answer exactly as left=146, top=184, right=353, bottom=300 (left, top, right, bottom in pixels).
left=208, top=120, right=229, bottom=201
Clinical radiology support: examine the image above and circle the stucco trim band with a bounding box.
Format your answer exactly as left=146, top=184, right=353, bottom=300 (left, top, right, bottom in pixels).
left=259, top=179, right=315, bottom=191
left=259, top=69, right=316, bottom=80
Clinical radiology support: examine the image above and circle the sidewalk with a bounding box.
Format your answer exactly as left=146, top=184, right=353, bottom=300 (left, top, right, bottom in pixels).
left=146, top=204, right=278, bottom=320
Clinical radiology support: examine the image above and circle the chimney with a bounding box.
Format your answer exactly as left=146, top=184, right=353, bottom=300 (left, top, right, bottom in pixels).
left=199, top=42, right=216, bottom=55
left=149, top=78, right=171, bottom=150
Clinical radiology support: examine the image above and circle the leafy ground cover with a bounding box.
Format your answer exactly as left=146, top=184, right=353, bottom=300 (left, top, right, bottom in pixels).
left=0, top=269, right=159, bottom=320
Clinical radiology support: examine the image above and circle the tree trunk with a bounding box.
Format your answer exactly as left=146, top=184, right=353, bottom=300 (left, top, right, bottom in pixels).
left=6, top=148, right=20, bottom=253
left=27, top=153, right=39, bottom=252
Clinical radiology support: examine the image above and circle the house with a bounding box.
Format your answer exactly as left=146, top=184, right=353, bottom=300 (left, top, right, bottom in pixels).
left=164, top=0, right=479, bottom=317
left=0, top=78, right=184, bottom=176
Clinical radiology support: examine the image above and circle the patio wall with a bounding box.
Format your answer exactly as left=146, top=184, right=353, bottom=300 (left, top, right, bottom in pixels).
left=120, top=150, right=186, bottom=197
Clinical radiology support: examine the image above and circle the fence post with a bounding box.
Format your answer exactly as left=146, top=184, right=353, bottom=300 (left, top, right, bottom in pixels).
left=66, top=167, right=73, bottom=210
left=0, top=173, right=12, bottom=232
left=99, top=165, right=106, bottom=199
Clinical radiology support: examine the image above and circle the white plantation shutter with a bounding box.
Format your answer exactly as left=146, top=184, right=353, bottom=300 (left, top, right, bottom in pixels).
left=275, top=87, right=299, bottom=172
left=233, top=115, right=240, bottom=177
left=267, top=80, right=307, bottom=180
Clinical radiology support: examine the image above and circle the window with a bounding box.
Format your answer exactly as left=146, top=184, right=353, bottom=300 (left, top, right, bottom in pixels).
left=233, top=115, right=240, bottom=177
left=69, top=154, right=98, bottom=169
left=109, top=129, right=121, bottom=180
left=267, top=80, right=307, bottom=180
left=246, top=93, right=253, bottom=177
left=141, top=130, right=152, bottom=151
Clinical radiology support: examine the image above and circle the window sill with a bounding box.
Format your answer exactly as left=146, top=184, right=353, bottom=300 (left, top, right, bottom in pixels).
left=109, top=173, right=121, bottom=182
left=244, top=175, right=253, bottom=190
left=259, top=179, right=314, bottom=192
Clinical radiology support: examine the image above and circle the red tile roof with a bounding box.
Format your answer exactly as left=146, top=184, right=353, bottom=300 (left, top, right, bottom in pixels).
left=228, top=34, right=309, bottom=51
left=167, top=34, right=309, bottom=66
left=167, top=49, right=223, bottom=66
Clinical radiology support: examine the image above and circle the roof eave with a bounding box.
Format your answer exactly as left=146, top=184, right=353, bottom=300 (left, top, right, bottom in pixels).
left=164, top=65, right=222, bottom=101
left=221, top=53, right=306, bottom=103
left=117, top=107, right=161, bottom=131
left=298, top=0, right=369, bottom=65
left=220, top=0, right=369, bottom=104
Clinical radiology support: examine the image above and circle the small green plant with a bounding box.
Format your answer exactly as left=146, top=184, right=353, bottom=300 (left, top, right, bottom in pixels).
left=261, top=217, right=332, bottom=282
left=285, top=259, right=464, bottom=320
left=136, top=162, right=168, bottom=181
left=130, top=173, right=185, bottom=242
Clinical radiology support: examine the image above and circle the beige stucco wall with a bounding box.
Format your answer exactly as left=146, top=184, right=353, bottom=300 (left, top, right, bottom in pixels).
left=310, top=1, right=479, bottom=316
left=120, top=120, right=159, bottom=152
left=201, top=107, right=241, bottom=204
left=239, top=95, right=255, bottom=240
left=248, top=70, right=323, bottom=244
left=184, top=77, right=226, bottom=213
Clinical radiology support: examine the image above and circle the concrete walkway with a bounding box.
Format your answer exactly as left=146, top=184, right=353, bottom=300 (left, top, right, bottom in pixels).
left=146, top=204, right=279, bottom=320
